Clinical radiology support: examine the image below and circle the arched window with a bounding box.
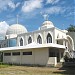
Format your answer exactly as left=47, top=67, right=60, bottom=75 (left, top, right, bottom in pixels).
left=37, top=35, right=42, bottom=44
left=20, top=38, right=23, bottom=46
left=28, top=37, right=32, bottom=44
left=47, top=33, right=52, bottom=43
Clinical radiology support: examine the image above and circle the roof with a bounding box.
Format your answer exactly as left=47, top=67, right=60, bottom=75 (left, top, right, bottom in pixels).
left=42, top=21, right=54, bottom=27
left=39, top=20, right=54, bottom=30
left=0, top=43, right=65, bottom=51
left=6, top=24, right=27, bottom=35
left=56, top=38, right=68, bottom=41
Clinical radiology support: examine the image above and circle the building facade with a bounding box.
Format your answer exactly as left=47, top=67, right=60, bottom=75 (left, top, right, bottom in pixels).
left=0, top=20, right=74, bottom=66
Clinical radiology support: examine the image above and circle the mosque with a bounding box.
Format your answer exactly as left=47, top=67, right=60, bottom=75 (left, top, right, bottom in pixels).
left=0, top=16, right=74, bottom=66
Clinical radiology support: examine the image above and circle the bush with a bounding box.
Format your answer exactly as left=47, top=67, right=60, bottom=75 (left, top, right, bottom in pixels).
left=64, top=55, right=69, bottom=62
left=64, top=55, right=75, bottom=62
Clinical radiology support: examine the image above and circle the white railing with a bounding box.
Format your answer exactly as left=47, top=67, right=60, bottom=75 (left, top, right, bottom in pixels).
left=65, top=39, right=74, bottom=58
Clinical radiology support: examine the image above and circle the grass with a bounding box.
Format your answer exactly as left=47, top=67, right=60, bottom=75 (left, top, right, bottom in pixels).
left=0, top=64, right=75, bottom=75
left=0, top=63, right=11, bottom=68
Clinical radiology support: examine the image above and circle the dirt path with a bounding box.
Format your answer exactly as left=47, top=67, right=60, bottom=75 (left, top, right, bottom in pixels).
left=0, top=66, right=73, bottom=75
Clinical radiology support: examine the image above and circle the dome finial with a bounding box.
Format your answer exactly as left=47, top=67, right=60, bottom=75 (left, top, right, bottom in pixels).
left=17, top=15, right=19, bottom=24
left=43, top=14, right=49, bottom=21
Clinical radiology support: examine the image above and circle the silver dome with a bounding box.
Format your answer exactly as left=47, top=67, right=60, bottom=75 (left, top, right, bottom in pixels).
left=6, top=24, right=27, bottom=35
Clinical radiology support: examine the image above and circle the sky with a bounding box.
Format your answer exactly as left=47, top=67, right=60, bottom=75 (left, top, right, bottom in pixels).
left=0, top=0, right=75, bottom=39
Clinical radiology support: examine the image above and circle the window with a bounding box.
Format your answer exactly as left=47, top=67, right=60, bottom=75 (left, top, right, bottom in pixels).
left=23, top=52, right=32, bottom=55
left=47, top=33, right=52, bottom=43
left=28, top=37, right=32, bottom=44
left=4, top=53, right=11, bottom=56
left=37, top=35, right=42, bottom=44
left=9, top=38, right=17, bottom=47
left=12, top=52, right=20, bottom=56
left=20, top=38, right=23, bottom=46
left=0, top=45, right=1, bottom=48
left=57, top=40, right=59, bottom=44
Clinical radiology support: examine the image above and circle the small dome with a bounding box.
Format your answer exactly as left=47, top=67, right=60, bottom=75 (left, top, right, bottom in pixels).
left=62, top=30, right=68, bottom=33
left=42, top=21, right=54, bottom=27
left=39, top=20, right=54, bottom=30
left=6, top=24, right=27, bottom=35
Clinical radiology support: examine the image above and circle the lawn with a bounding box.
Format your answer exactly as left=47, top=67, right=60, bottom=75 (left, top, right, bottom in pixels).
left=0, top=64, right=75, bottom=75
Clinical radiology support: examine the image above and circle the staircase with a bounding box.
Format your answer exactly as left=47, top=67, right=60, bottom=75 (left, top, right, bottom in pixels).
left=56, top=62, right=63, bottom=68
left=65, top=39, right=74, bottom=58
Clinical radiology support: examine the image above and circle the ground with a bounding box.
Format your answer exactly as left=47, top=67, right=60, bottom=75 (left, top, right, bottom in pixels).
left=0, top=64, right=75, bottom=75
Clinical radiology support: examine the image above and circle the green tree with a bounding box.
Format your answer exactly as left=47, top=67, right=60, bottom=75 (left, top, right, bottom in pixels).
left=67, top=25, right=75, bottom=32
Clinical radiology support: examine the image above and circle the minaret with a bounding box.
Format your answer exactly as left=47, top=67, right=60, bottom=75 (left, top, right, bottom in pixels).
left=17, top=15, right=19, bottom=24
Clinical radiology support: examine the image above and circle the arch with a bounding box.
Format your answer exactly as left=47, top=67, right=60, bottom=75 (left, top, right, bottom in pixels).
left=67, top=35, right=74, bottom=50
left=20, top=38, right=23, bottom=46
left=37, top=35, right=42, bottom=44
left=47, top=33, right=52, bottom=43
left=28, top=36, right=32, bottom=44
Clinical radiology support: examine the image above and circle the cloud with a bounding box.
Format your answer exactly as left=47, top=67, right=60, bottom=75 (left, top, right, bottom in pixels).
left=0, top=0, right=20, bottom=12
left=0, top=21, right=9, bottom=35
left=64, top=12, right=75, bottom=18
left=21, top=0, right=74, bottom=19
left=8, top=1, right=16, bottom=9
left=22, top=0, right=43, bottom=13
left=16, top=2, right=21, bottom=8
left=8, top=1, right=20, bottom=10
left=46, top=0, right=60, bottom=4
left=43, top=6, right=65, bottom=15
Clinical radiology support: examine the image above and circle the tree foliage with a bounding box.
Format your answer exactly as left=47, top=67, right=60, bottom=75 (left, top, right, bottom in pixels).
left=67, top=25, right=75, bottom=32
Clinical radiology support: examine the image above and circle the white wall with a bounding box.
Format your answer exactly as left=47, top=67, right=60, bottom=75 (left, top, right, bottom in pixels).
left=55, top=28, right=66, bottom=39
left=55, top=28, right=66, bottom=44
left=21, top=48, right=49, bottom=65
left=34, top=48, right=49, bottom=65
left=3, top=48, right=48, bottom=65
left=3, top=47, right=66, bottom=66
left=3, top=47, right=58, bottom=66
left=3, top=50, right=21, bottom=64
left=17, top=27, right=67, bottom=47
left=17, top=28, right=55, bottom=46
left=21, top=49, right=34, bottom=65
left=47, top=57, right=57, bottom=66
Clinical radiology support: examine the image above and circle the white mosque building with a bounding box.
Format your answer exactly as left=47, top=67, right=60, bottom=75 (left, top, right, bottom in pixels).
left=0, top=18, right=74, bottom=66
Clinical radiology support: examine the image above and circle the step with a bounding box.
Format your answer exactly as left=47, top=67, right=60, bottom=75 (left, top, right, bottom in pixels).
left=56, top=63, right=63, bottom=68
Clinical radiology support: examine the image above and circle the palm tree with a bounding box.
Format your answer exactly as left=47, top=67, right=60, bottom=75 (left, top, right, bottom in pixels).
left=67, top=25, right=75, bottom=32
